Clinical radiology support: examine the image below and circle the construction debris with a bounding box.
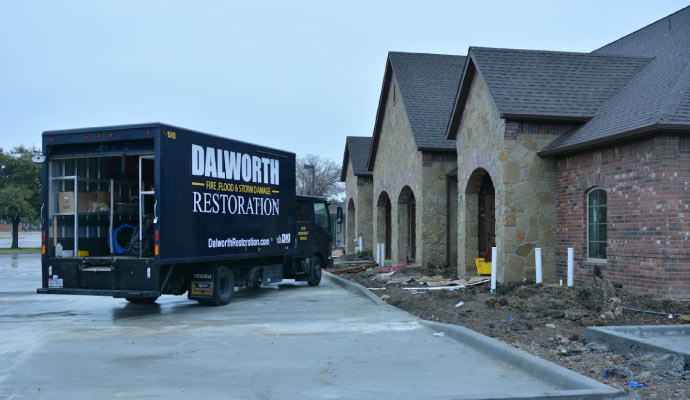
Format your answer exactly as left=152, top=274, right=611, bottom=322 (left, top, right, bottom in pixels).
left=326, top=262, right=375, bottom=275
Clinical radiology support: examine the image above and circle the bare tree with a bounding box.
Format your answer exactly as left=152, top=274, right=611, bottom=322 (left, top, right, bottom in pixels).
left=296, top=154, right=344, bottom=199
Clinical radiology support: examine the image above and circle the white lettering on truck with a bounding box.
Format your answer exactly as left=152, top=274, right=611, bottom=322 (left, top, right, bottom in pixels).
left=192, top=192, right=280, bottom=216
left=191, top=144, right=280, bottom=185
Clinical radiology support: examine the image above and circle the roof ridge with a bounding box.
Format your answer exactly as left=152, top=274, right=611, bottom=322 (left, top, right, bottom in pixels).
left=593, top=5, right=690, bottom=53
left=388, top=50, right=464, bottom=57
left=470, top=46, right=652, bottom=60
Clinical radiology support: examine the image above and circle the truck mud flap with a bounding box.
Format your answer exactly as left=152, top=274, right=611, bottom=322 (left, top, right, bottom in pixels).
left=37, top=288, right=161, bottom=298
left=188, top=270, right=214, bottom=300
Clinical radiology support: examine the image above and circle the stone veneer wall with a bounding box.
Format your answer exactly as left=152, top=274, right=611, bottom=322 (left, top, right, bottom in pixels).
left=556, top=136, right=690, bottom=299
left=420, top=152, right=457, bottom=267
left=372, top=76, right=423, bottom=265
left=454, top=73, right=559, bottom=282
left=344, top=161, right=373, bottom=254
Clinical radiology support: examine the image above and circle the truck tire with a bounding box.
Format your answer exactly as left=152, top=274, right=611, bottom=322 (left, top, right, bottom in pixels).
left=125, top=296, right=159, bottom=304
left=199, top=266, right=234, bottom=306
left=307, top=257, right=322, bottom=286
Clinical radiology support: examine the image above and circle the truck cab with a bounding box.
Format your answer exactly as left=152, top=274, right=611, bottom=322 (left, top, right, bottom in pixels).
left=285, top=195, right=333, bottom=285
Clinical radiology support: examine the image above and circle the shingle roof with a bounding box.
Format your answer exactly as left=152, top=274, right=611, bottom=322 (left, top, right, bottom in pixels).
left=542, top=6, right=690, bottom=154
left=470, top=47, right=651, bottom=119
left=368, top=52, right=465, bottom=170
left=340, top=136, right=372, bottom=181
left=389, top=52, right=466, bottom=150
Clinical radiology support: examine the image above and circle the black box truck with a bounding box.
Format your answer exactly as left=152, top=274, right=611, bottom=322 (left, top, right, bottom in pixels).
left=37, top=123, right=334, bottom=306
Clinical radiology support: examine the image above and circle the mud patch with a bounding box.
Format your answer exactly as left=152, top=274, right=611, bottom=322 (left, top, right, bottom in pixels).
left=339, top=264, right=690, bottom=400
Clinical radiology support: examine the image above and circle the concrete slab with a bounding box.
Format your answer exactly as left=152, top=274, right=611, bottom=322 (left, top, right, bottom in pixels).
left=0, top=254, right=623, bottom=399
left=587, top=325, right=690, bottom=363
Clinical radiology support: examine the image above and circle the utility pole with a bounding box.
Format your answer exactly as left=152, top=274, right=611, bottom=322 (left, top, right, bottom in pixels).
left=304, top=164, right=315, bottom=195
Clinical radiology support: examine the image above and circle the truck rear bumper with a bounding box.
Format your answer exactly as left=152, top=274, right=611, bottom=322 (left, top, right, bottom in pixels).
left=40, top=257, right=161, bottom=296
left=37, top=288, right=161, bottom=298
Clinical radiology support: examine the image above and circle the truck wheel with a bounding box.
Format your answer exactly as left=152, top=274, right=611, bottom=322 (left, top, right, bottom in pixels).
left=125, top=296, right=159, bottom=304
left=307, top=257, right=322, bottom=286
left=199, top=266, right=234, bottom=306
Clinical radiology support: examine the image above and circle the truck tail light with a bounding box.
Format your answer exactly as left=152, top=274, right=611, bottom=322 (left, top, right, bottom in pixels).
left=41, top=231, right=46, bottom=255
left=42, top=245, right=46, bottom=255
left=154, top=230, right=159, bottom=256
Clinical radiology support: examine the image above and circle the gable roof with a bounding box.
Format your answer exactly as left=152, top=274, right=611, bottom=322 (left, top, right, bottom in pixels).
left=446, top=47, right=651, bottom=139
left=541, top=6, right=690, bottom=155
left=368, top=52, right=465, bottom=170
left=341, top=136, right=372, bottom=181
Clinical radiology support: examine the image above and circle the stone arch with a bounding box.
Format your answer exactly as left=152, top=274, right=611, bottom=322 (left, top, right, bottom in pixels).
left=376, top=191, right=392, bottom=260
left=346, top=198, right=356, bottom=253
left=397, top=186, right=416, bottom=262
left=464, top=168, right=495, bottom=273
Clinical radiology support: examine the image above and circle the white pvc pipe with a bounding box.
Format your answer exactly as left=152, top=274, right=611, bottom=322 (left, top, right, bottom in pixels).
left=490, top=246, right=497, bottom=293
left=377, top=243, right=383, bottom=265
left=567, top=247, right=574, bottom=287
left=535, top=248, right=542, bottom=284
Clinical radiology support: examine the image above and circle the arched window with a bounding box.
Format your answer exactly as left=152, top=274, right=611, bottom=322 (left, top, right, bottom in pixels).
left=587, top=188, right=607, bottom=259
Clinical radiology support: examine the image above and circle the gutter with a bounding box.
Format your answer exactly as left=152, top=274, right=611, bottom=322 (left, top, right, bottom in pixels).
left=539, top=123, right=690, bottom=157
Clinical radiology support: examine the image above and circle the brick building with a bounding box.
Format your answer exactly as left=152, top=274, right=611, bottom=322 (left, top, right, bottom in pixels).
left=343, top=7, right=690, bottom=298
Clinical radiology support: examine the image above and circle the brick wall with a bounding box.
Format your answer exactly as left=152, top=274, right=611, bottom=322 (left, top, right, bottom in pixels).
left=555, top=135, right=690, bottom=299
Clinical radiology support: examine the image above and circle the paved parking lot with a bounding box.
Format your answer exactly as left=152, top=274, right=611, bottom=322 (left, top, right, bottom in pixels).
left=0, top=254, right=617, bottom=399
left=0, top=233, right=40, bottom=249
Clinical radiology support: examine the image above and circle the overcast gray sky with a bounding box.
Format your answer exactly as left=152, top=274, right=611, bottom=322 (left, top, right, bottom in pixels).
left=0, top=1, right=686, bottom=163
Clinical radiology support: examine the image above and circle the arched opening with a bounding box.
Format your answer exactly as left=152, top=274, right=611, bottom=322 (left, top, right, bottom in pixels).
left=446, top=171, right=458, bottom=268
left=346, top=198, right=356, bottom=253
left=376, top=192, right=392, bottom=260
left=464, top=169, right=495, bottom=273
left=397, top=186, right=416, bottom=262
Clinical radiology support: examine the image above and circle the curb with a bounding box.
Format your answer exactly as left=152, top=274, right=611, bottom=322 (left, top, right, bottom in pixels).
left=325, top=271, right=625, bottom=399
left=423, top=320, right=625, bottom=399
left=322, top=271, right=385, bottom=305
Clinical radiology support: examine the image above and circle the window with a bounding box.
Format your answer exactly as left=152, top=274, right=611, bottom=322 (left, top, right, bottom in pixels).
left=313, top=202, right=329, bottom=231
left=296, top=200, right=309, bottom=222
left=587, top=188, right=607, bottom=259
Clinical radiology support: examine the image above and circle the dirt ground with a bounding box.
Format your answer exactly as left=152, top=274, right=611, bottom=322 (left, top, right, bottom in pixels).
left=333, top=260, right=690, bottom=400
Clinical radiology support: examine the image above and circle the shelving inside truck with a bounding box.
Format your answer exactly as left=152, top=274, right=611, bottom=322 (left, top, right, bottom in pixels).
left=47, top=154, right=155, bottom=259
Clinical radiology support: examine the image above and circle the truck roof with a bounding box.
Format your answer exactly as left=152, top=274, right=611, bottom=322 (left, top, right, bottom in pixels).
left=296, top=195, right=331, bottom=203
left=42, top=122, right=296, bottom=158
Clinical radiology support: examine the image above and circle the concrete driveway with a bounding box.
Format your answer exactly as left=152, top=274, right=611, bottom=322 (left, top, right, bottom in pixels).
left=0, top=254, right=619, bottom=399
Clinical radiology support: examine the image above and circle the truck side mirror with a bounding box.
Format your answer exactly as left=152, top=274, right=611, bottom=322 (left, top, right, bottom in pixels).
left=336, top=207, right=343, bottom=224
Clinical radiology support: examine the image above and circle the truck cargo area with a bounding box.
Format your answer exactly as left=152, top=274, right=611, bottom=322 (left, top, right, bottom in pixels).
left=47, top=152, right=155, bottom=259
